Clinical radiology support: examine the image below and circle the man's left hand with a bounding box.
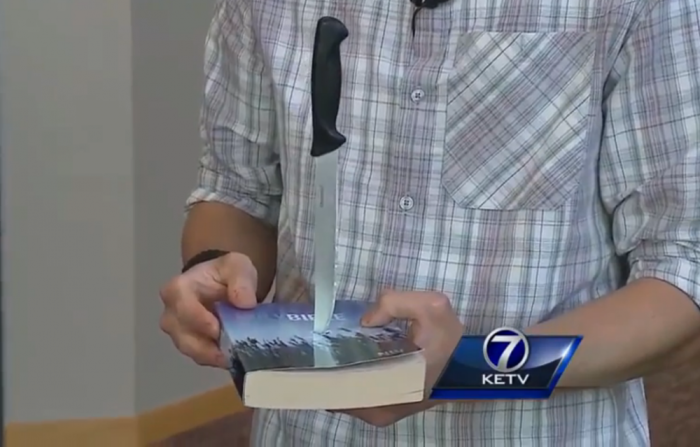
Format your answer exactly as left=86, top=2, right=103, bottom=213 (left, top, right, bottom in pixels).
left=336, top=290, right=464, bottom=427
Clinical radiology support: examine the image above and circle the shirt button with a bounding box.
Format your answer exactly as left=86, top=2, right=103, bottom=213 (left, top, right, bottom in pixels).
left=410, top=88, right=425, bottom=103
left=399, top=195, right=414, bottom=211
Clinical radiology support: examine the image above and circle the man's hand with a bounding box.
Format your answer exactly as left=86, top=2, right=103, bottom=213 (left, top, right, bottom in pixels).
left=339, top=290, right=464, bottom=427
left=159, top=252, right=259, bottom=368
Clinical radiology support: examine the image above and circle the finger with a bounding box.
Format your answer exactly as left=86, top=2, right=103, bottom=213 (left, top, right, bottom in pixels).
left=215, top=253, right=258, bottom=309
left=174, top=295, right=221, bottom=339
left=336, top=407, right=395, bottom=427
left=161, top=313, right=227, bottom=367
left=362, top=290, right=427, bottom=327
left=174, top=331, right=228, bottom=368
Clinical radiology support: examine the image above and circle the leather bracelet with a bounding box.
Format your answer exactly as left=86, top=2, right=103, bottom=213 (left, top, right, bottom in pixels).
left=181, top=249, right=230, bottom=273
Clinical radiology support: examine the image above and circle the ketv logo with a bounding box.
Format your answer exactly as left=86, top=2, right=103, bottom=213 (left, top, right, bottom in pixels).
left=430, top=328, right=581, bottom=400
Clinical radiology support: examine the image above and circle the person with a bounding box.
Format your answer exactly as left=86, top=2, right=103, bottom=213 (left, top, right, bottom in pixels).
left=158, top=0, right=700, bottom=445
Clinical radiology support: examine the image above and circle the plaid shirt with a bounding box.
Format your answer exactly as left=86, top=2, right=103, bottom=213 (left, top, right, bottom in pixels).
left=188, top=0, right=700, bottom=445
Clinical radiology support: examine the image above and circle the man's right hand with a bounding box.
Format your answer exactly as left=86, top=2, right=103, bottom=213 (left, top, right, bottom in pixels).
left=159, top=252, right=259, bottom=368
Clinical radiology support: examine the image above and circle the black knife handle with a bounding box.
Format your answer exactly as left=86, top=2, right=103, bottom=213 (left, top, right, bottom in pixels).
left=310, top=17, right=349, bottom=157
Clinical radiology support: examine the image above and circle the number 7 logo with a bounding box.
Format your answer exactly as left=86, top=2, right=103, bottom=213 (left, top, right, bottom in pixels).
left=483, top=328, right=530, bottom=373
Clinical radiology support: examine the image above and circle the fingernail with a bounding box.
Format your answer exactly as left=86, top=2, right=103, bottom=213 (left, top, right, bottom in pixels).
left=228, top=287, right=238, bottom=304
left=235, top=286, right=257, bottom=308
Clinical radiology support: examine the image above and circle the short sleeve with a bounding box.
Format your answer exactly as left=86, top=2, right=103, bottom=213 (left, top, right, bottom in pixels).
left=599, top=0, right=700, bottom=307
left=186, top=0, right=282, bottom=228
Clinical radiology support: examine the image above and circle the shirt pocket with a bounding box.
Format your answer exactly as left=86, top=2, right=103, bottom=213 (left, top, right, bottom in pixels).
left=443, top=31, right=596, bottom=211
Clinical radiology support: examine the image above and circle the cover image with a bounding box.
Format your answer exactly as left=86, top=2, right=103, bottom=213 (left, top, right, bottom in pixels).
left=216, top=300, right=419, bottom=375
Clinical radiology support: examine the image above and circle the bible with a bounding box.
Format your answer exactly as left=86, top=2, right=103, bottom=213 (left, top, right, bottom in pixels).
left=216, top=300, right=426, bottom=410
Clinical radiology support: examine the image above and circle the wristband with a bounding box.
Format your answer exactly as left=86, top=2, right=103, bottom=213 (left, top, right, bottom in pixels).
left=181, top=249, right=230, bottom=273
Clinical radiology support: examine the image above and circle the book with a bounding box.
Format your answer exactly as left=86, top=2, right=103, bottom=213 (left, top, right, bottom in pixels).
left=216, top=300, right=426, bottom=410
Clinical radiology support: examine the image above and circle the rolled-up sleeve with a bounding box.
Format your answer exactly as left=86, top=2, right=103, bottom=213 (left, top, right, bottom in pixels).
left=600, top=0, right=700, bottom=307
left=186, top=0, right=282, bottom=228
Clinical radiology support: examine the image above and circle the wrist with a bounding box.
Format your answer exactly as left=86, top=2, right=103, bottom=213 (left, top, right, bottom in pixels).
left=181, top=249, right=230, bottom=273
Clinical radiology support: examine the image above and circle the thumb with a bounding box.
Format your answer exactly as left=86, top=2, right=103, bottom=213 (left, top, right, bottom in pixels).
left=215, top=253, right=258, bottom=309
left=361, top=289, right=402, bottom=327
left=361, top=306, right=393, bottom=327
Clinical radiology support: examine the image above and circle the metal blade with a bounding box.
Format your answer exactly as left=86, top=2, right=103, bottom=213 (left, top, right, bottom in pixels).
left=312, top=333, right=338, bottom=367
left=313, top=150, right=338, bottom=332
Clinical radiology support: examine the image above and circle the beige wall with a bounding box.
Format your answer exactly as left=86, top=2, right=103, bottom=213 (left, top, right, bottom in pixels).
left=1, top=0, right=227, bottom=422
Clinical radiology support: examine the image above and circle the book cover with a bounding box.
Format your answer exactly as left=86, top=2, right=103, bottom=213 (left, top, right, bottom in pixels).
left=216, top=300, right=420, bottom=393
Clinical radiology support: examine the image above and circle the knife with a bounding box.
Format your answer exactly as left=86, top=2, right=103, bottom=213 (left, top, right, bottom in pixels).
left=310, top=17, right=349, bottom=333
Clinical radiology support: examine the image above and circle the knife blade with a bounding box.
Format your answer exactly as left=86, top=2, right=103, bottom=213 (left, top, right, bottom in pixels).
left=310, top=17, right=349, bottom=333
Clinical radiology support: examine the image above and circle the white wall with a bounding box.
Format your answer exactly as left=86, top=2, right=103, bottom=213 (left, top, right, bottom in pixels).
left=131, top=0, right=228, bottom=414
left=1, top=0, right=226, bottom=422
